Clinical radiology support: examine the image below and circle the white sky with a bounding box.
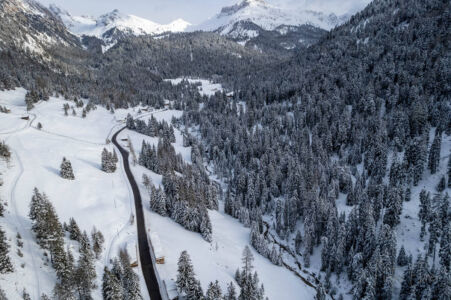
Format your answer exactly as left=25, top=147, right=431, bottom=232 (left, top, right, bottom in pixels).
left=38, top=0, right=371, bottom=24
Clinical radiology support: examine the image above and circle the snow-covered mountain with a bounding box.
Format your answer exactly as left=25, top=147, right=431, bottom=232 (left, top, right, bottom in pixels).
left=193, top=0, right=349, bottom=37
left=49, top=5, right=191, bottom=50
left=0, top=0, right=80, bottom=56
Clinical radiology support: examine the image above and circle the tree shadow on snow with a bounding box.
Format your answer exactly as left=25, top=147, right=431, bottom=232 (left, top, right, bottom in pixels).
left=44, top=165, right=60, bottom=176
left=78, top=158, right=101, bottom=171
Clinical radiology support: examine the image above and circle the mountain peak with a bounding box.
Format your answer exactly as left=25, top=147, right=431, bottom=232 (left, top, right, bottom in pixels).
left=220, top=0, right=268, bottom=16
left=97, top=9, right=124, bottom=26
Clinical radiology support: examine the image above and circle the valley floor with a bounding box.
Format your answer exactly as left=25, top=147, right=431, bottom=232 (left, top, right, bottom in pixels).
left=0, top=86, right=316, bottom=299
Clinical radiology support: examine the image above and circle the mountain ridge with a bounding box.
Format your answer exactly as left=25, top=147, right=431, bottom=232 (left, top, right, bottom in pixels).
left=49, top=4, right=191, bottom=51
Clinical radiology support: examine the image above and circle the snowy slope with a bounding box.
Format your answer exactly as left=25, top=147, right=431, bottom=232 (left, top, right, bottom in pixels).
left=193, top=0, right=349, bottom=35
left=115, top=83, right=317, bottom=299
left=0, top=89, right=151, bottom=299
left=49, top=5, right=190, bottom=49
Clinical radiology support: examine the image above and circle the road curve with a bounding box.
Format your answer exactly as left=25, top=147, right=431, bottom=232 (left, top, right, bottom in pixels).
left=112, top=127, right=163, bottom=300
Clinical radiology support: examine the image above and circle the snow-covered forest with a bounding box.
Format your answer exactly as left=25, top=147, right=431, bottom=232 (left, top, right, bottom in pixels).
left=0, top=0, right=449, bottom=299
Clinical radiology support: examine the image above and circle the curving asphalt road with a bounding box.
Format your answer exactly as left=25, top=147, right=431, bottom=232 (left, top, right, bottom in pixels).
left=112, top=127, right=162, bottom=300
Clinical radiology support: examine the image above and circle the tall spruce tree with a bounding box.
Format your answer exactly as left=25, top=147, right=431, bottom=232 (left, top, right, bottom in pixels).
left=60, top=157, right=75, bottom=180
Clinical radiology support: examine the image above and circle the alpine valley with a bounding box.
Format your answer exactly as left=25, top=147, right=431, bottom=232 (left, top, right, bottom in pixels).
left=0, top=0, right=449, bottom=300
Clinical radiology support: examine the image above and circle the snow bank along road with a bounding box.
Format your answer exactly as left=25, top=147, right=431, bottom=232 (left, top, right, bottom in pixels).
left=112, top=127, right=163, bottom=300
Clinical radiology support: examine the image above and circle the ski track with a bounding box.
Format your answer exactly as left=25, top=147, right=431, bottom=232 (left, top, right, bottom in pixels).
left=4, top=132, right=42, bottom=298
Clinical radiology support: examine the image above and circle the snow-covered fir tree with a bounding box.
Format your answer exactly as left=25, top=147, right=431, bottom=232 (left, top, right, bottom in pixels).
left=0, top=226, right=13, bottom=274
left=176, top=250, right=203, bottom=299
left=101, top=148, right=117, bottom=173
left=60, top=157, right=75, bottom=180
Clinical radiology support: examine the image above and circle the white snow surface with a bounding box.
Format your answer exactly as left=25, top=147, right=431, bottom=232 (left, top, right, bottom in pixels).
left=166, top=78, right=225, bottom=97
left=0, top=88, right=150, bottom=299
left=49, top=5, right=191, bottom=40
left=192, top=0, right=349, bottom=34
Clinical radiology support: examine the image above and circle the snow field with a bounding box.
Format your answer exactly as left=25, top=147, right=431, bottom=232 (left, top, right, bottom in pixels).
left=0, top=89, right=149, bottom=299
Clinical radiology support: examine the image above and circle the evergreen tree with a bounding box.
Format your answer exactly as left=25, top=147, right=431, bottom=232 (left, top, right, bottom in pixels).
left=176, top=250, right=203, bottom=299
left=60, top=157, right=75, bottom=180
left=22, top=289, right=31, bottom=300
left=119, top=249, right=142, bottom=300
left=0, top=289, right=7, bottom=300
left=206, top=280, right=222, bottom=300
left=102, top=267, right=123, bottom=300
left=399, top=262, right=414, bottom=300
left=126, top=114, right=135, bottom=129
left=428, top=131, right=441, bottom=174
left=0, top=226, right=13, bottom=273
left=101, top=148, right=117, bottom=173
left=224, top=282, right=237, bottom=300
left=418, top=190, right=431, bottom=240
left=436, top=176, right=446, bottom=192
left=91, top=227, right=105, bottom=259
left=68, top=217, right=81, bottom=242
left=439, top=223, right=450, bottom=271
left=74, top=231, right=96, bottom=299
left=397, top=246, right=408, bottom=267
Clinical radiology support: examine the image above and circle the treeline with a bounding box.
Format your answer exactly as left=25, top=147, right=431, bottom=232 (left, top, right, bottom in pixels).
left=26, top=188, right=142, bottom=300
left=175, top=246, right=266, bottom=300
left=102, top=249, right=142, bottom=300
left=135, top=126, right=218, bottom=242
left=126, top=114, right=176, bottom=143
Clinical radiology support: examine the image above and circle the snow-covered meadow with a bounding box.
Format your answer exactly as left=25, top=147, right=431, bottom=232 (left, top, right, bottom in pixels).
left=0, top=88, right=148, bottom=299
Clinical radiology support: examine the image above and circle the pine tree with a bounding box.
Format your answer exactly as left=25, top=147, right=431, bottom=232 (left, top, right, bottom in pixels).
left=53, top=248, right=76, bottom=300
left=126, top=114, right=135, bottom=129
left=397, top=246, right=408, bottom=266
left=206, top=280, right=222, bottom=300
left=102, top=267, right=123, bottom=300
left=91, top=227, right=105, bottom=259
left=40, top=293, right=51, bottom=300
left=200, top=210, right=213, bottom=242
left=22, top=289, right=31, bottom=300
left=0, top=289, right=7, bottom=300
left=119, top=249, right=142, bottom=300
left=418, top=190, right=430, bottom=240
left=236, top=246, right=265, bottom=300
left=0, top=226, right=13, bottom=273
left=431, top=267, right=451, bottom=300
left=60, top=157, right=75, bottom=180
left=439, top=223, right=450, bottom=271
left=428, top=131, right=441, bottom=174
left=436, top=176, right=446, bottom=192
left=224, top=282, right=237, bottom=300
left=0, top=201, right=4, bottom=217
left=68, top=217, right=81, bottom=242
left=176, top=250, right=200, bottom=300
left=74, top=231, right=96, bottom=299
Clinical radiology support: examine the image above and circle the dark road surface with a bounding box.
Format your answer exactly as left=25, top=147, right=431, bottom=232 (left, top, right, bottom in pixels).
left=112, top=127, right=163, bottom=300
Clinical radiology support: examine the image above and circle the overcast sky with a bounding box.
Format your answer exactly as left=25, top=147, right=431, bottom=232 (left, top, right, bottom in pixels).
left=37, top=0, right=371, bottom=24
